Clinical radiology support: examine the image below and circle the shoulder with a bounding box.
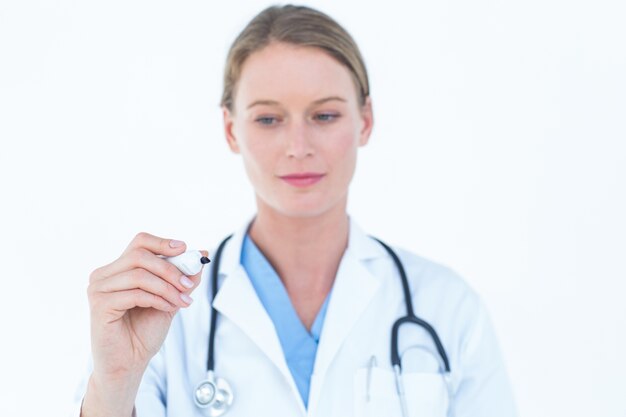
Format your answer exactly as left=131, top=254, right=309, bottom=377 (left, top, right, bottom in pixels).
left=353, top=217, right=484, bottom=318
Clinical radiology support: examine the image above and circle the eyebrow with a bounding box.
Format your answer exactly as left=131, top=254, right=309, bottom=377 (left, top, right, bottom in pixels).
left=246, top=96, right=347, bottom=109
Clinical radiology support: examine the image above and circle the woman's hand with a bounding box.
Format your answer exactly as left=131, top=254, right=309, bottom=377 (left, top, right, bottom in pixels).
left=81, top=232, right=207, bottom=417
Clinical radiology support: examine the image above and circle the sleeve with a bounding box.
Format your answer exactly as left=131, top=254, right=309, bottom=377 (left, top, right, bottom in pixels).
left=450, top=297, right=518, bottom=417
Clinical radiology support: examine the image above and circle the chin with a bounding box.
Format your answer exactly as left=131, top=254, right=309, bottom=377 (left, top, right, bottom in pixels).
left=263, top=192, right=348, bottom=219
left=272, top=203, right=332, bottom=219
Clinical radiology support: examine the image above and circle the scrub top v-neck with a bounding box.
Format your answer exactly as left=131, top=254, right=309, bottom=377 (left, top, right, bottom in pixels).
left=240, top=233, right=331, bottom=408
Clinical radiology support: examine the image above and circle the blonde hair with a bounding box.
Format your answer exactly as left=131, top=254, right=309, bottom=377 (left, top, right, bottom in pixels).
left=221, top=4, right=370, bottom=112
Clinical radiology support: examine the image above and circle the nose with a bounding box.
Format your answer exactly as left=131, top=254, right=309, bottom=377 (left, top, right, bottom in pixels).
left=285, top=120, right=314, bottom=159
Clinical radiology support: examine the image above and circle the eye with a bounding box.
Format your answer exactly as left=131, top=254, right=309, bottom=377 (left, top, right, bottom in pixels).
left=314, top=113, right=340, bottom=122
left=255, top=116, right=281, bottom=126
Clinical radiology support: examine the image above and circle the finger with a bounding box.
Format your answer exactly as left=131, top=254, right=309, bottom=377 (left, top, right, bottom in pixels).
left=90, top=232, right=186, bottom=282
left=96, top=248, right=193, bottom=293
left=103, top=288, right=178, bottom=314
left=123, top=232, right=187, bottom=257
left=92, top=268, right=192, bottom=308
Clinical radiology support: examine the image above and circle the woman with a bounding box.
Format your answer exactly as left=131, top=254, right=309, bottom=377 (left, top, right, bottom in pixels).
left=77, top=4, right=517, bottom=417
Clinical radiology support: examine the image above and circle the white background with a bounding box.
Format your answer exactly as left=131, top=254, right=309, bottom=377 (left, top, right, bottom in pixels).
left=1, top=0, right=624, bottom=415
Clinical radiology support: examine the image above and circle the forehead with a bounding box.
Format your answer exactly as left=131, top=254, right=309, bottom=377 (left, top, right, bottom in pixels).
left=235, top=42, right=358, bottom=108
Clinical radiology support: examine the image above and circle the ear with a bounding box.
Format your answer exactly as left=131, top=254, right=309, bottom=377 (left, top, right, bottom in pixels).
left=358, top=96, right=374, bottom=147
left=222, top=106, right=241, bottom=154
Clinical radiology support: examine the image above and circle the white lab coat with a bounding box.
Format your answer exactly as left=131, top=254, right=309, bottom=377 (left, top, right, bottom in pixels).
left=74, top=217, right=517, bottom=417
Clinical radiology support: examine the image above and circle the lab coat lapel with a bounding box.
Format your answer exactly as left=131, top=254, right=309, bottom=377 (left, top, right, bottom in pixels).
left=211, top=221, right=304, bottom=411
left=308, top=218, right=387, bottom=410
left=212, top=266, right=288, bottom=375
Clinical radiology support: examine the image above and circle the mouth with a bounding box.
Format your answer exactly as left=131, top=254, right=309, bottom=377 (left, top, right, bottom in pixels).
left=278, top=172, right=326, bottom=187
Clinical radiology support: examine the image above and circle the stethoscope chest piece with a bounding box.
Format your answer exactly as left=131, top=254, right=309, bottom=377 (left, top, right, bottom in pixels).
left=193, top=371, right=234, bottom=416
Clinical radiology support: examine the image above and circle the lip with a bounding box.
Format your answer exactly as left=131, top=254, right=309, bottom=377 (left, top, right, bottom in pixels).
left=278, top=172, right=326, bottom=187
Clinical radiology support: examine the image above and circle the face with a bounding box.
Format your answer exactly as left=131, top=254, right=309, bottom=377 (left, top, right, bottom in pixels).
left=222, top=41, right=373, bottom=219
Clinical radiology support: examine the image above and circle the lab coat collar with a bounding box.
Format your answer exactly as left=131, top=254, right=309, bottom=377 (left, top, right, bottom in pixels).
left=213, top=217, right=252, bottom=278
left=345, top=216, right=388, bottom=261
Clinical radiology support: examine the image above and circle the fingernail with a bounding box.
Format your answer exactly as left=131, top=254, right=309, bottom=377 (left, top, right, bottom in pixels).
left=170, top=239, right=185, bottom=248
left=180, top=293, right=193, bottom=304
left=180, top=275, right=194, bottom=289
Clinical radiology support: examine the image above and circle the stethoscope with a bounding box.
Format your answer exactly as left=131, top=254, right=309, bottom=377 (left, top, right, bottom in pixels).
left=193, top=234, right=451, bottom=416
left=372, top=237, right=451, bottom=417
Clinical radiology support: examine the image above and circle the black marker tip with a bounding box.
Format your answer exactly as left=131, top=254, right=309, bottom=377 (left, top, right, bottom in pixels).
left=200, top=256, right=211, bottom=264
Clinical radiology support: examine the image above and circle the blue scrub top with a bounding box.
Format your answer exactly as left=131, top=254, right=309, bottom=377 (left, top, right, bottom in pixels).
left=240, top=233, right=330, bottom=408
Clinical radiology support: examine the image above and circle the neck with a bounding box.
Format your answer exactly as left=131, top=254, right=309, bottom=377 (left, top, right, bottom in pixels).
left=247, top=197, right=350, bottom=295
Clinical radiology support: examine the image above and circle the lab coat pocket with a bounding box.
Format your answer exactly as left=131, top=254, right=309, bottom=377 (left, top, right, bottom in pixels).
left=354, top=367, right=449, bottom=417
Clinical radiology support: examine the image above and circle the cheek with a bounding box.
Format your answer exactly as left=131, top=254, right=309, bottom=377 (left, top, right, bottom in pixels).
left=324, top=124, right=359, bottom=172
left=238, top=128, right=278, bottom=180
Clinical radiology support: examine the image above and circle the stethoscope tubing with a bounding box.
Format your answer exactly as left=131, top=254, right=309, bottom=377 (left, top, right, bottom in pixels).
left=203, top=232, right=451, bottom=388
left=369, top=237, right=451, bottom=373
left=207, top=234, right=233, bottom=372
